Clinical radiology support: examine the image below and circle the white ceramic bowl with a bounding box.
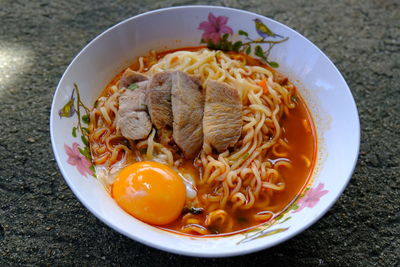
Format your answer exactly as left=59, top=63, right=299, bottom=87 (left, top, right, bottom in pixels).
left=50, top=6, right=360, bottom=257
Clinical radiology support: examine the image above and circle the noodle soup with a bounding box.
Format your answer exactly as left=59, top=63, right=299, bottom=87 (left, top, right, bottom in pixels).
left=88, top=48, right=316, bottom=235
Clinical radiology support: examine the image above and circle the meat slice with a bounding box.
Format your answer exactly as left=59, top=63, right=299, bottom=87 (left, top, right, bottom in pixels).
left=118, top=68, right=148, bottom=89
left=171, top=71, right=204, bottom=158
left=117, top=81, right=152, bottom=140
left=146, top=71, right=174, bottom=142
left=117, top=111, right=152, bottom=140
left=119, top=81, right=148, bottom=111
left=203, top=81, right=242, bottom=153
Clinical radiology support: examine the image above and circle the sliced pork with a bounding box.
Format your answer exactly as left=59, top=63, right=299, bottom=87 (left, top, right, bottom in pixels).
left=146, top=71, right=174, bottom=143
left=117, top=81, right=152, bottom=140
left=203, top=80, right=242, bottom=153
left=171, top=71, right=204, bottom=158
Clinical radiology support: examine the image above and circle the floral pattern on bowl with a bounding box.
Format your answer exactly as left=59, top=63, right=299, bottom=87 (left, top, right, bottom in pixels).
left=198, top=12, right=288, bottom=67
left=238, top=182, right=329, bottom=243
left=293, top=183, right=329, bottom=213
left=64, top=142, right=93, bottom=177
left=59, top=84, right=94, bottom=177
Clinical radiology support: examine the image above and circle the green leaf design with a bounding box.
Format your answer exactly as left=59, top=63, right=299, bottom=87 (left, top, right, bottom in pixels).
left=89, top=165, right=96, bottom=177
left=82, top=127, right=89, bottom=133
left=81, top=135, right=89, bottom=146
left=78, top=146, right=91, bottom=160
left=278, top=217, right=291, bottom=224
left=268, top=61, right=279, bottom=68
left=252, top=228, right=288, bottom=240
left=237, top=227, right=289, bottom=244
left=291, top=204, right=299, bottom=210
left=72, top=127, right=77, bottom=138
left=232, top=41, right=243, bottom=52
left=275, top=213, right=285, bottom=221
left=207, top=40, right=217, bottom=50
left=78, top=148, right=85, bottom=156
left=245, top=46, right=251, bottom=54
left=238, top=30, right=249, bottom=37
left=82, top=114, right=90, bottom=124
left=255, top=45, right=266, bottom=60
left=222, top=33, right=230, bottom=41
left=219, top=39, right=233, bottom=51
left=127, top=83, right=139, bottom=90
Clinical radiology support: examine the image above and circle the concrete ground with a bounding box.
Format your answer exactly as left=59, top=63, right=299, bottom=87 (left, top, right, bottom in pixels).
left=0, top=0, right=399, bottom=265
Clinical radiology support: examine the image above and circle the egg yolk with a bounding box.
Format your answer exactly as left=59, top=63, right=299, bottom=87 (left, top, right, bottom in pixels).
left=112, top=161, right=186, bottom=225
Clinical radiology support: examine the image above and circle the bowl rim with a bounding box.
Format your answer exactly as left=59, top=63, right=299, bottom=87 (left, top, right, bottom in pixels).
left=50, top=5, right=360, bottom=257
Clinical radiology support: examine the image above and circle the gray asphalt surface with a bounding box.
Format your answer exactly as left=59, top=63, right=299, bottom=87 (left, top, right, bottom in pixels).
left=0, top=0, right=399, bottom=266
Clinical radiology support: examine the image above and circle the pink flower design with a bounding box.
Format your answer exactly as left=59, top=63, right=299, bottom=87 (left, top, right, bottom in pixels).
left=294, top=183, right=329, bottom=213
left=198, top=13, right=233, bottom=44
left=64, top=142, right=93, bottom=177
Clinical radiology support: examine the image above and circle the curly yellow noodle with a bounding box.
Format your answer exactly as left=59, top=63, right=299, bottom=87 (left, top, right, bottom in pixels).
left=253, top=211, right=273, bottom=222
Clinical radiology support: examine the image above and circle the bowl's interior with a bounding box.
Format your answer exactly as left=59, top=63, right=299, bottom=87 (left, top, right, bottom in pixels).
left=50, top=6, right=359, bottom=257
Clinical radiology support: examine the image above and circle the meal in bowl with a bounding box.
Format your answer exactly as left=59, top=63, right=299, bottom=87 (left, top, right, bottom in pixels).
left=88, top=47, right=316, bottom=235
